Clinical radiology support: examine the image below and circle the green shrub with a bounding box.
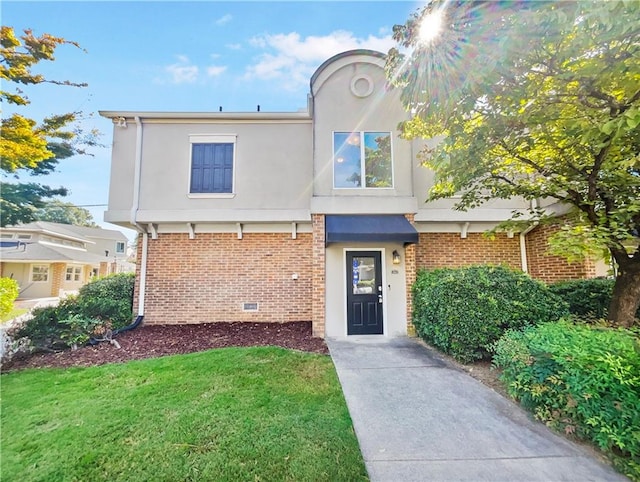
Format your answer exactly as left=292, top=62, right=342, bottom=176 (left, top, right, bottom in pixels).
left=59, top=314, right=105, bottom=348
left=15, top=298, right=78, bottom=351
left=492, top=321, right=640, bottom=480
left=549, top=278, right=640, bottom=321
left=74, top=272, right=135, bottom=329
left=14, top=273, right=134, bottom=353
left=0, top=277, right=19, bottom=319
left=412, top=265, right=568, bottom=363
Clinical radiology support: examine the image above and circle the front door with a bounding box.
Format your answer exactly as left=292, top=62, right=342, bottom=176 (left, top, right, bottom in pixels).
left=346, top=251, right=383, bottom=335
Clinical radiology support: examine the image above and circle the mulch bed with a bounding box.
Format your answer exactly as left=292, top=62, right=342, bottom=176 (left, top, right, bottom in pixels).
left=3, top=321, right=328, bottom=372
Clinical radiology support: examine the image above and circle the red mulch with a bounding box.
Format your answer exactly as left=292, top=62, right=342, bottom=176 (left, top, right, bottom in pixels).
left=3, top=321, right=328, bottom=372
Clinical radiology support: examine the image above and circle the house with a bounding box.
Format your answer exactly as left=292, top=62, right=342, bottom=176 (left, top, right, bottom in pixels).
left=99, top=49, right=605, bottom=338
left=0, top=221, right=134, bottom=299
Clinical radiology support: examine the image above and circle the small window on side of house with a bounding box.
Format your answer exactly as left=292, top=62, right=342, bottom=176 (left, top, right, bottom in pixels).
left=116, top=242, right=125, bottom=254
left=189, top=135, right=236, bottom=195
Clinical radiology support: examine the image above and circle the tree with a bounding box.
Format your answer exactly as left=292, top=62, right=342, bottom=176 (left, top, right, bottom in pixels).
left=387, top=1, right=640, bottom=327
left=35, top=200, right=99, bottom=227
left=0, top=26, right=98, bottom=226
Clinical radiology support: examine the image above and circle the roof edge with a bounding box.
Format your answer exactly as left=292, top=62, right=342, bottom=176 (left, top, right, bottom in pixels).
left=99, top=111, right=311, bottom=120
left=310, top=49, right=386, bottom=89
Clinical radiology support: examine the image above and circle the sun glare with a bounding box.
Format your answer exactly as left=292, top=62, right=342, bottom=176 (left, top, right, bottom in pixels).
left=419, top=10, right=444, bottom=44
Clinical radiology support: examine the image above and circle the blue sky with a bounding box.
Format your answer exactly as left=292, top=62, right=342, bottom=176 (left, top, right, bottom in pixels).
left=3, top=1, right=421, bottom=239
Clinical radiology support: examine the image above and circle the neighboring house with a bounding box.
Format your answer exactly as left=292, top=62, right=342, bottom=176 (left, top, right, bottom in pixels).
left=99, top=49, right=606, bottom=338
left=0, top=221, right=134, bottom=299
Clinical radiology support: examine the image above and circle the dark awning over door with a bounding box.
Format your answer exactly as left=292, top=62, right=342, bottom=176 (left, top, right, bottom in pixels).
left=325, top=215, right=419, bottom=245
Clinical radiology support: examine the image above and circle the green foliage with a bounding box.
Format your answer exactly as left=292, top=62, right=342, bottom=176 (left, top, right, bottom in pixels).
left=35, top=199, right=99, bottom=227
left=0, top=182, right=67, bottom=227
left=0, top=26, right=98, bottom=227
left=59, top=314, right=103, bottom=348
left=550, top=278, right=640, bottom=322
left=388, top=0, right=640, bottom=327
left=1, top=348, right=368, bottom=481
left=16, top=298, right=77, bottom=351
left=550, top=278, right=611, bottom=319
left=75, top=273, right=134, bottom=328
left=0, top=277, right=19, bottom=319
left=493, top=321, right=640, bottom=479
left=412, top=265, right=568, bottom=363
left=15, top=273, right=134, bottom=352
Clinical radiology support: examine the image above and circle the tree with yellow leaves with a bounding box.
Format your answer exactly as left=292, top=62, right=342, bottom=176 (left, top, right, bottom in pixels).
left=1, top=26, right=98, bottom=226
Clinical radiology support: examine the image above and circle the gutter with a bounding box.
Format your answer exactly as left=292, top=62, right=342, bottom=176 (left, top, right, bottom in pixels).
left=520, top=199, right=540, bottom=273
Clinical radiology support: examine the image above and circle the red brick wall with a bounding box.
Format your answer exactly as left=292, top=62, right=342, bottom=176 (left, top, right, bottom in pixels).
left=525, top=224, right=595, bottom=283
left=404, top=214, right=417, bottom=336
left=138, top=232, right=312, bottom=325
left=415, top=233, right=522, bottom=271
left=311, top=215, right=326, bottom=337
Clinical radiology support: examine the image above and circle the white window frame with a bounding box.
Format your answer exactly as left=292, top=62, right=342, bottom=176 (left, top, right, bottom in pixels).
left=187, top=134, right=237, bottom=198
left=65, top=265, right=83, bottom=282
left=332, top=131, right=394, bottom=190
left=116, top=241, right=126, bottom=254
left=31, top=265, right=49, bottom=283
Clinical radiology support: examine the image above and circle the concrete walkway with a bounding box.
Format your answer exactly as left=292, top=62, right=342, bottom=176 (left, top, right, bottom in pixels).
left=327, top=337, right=627, bottom=482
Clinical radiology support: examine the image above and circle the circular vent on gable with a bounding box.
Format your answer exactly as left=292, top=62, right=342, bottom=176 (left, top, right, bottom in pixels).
left=350, top=74, right=374, bottom=98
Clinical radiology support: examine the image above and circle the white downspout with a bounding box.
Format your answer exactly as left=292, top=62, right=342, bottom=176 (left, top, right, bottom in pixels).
left=136, top=231, right=148, bottom=316
left=130, top=116, right=147, bottom=316
left=520, top=199, right=539, bottom=273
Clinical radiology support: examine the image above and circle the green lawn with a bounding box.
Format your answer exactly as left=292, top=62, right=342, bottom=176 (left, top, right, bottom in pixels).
left=1, top=347, right=368, bottom=481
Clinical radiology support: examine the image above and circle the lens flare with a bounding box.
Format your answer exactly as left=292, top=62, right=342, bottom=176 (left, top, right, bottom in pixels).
left=419, top=10, right=444, bottom=44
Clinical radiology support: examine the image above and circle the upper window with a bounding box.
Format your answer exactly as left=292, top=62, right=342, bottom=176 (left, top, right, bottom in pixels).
left=189, top=135, right=236, bottom=195
left=116, top=241, right=126, bottom=254
left=334, top=132, right=393, bottom=188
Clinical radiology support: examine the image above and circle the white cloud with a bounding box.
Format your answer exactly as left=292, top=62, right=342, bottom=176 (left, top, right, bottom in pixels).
left=207, top=65, right=227, bottom=77
left=215, top=14, right=232, bottom=26
left=165, top=56, right=199, bottom=84
left=226, top=43, right=242, bottom=50
left=244, top=30, right=394, bottom=90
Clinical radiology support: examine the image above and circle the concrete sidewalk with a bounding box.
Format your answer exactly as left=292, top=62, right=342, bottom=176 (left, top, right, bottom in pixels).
left=327, top=337, right=627, bottom=482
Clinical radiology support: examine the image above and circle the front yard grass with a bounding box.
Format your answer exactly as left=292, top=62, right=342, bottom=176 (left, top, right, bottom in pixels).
left=1, top=347, right=368, bottom=481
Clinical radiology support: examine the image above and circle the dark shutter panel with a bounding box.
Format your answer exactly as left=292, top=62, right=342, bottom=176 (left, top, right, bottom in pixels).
left=190, top=142, right=233, bottom=193
left=190, top=144, right=205, bottom=193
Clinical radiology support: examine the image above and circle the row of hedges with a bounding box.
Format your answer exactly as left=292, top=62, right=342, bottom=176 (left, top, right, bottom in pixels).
left=6, top=273, right=134, bottom=359
left=549, top=278, right=640, bottom=320
left=493, top=321, right=640, bottom=480
left=412, top=265, right=568, bottom=363
left=412, top=265, right=639, bottom=479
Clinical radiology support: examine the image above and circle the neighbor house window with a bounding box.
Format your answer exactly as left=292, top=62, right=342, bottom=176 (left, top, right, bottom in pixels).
left=333, top=132, right=393, bottom=188
left=31, top=265, right=49, bottom=282
left=116, top=242, right=125, bottom=254
left=189, top=135, right=236, bottom=194
left=65, top=266, right=82, bottom=282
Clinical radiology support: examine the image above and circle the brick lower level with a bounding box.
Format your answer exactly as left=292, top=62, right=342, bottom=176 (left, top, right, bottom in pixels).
left=136, top=233, right=312, bottom=325
left=133, top=223, right=596, bottom=333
